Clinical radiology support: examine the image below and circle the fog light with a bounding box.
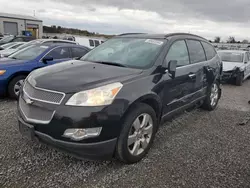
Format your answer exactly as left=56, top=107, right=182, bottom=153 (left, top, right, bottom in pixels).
left=63, top=127, right=102, bottom=141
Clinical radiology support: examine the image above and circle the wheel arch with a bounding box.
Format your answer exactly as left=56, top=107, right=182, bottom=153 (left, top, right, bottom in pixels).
left=122, top=93, right=163, bottom=124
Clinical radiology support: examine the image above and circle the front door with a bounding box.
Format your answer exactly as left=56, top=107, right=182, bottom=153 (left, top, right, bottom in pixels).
left=42, top=47, right=72, bottom=66
left=161, top=40, right=194, bottom=116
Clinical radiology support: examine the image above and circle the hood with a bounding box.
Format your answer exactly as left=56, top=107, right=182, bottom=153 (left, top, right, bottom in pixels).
left=29, top=60, right=143, bottom=93
left=0, top=58, right=27, bottom=67
left=222, top=61, right=244, bottom=72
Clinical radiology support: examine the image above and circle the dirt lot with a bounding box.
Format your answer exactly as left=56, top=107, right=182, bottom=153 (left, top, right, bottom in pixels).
left=1, top=80, right=250, bottom=188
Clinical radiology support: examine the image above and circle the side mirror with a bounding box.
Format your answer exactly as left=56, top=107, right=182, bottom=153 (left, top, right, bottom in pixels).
left=168, top=60, right=177, bottom=79
left=244, top=61, right=248, bottom=64
left=42, top=56, right=53, bottom=64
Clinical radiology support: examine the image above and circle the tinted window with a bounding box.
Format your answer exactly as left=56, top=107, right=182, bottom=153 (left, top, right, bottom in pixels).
left=245, top=52, right=249, bottom=62
left=165, top=40, right=190, bottom=67
left=186, top=40, right=206, bottom=64
left=89, top=39, right=94, bottom=47
left=71, top=47, right=88, bottom=58
left=201, top=42, right=217, bottom=60
left=46, top=47, right=70, bottom=59
left=94, top=40, right=100, bottom=47
left=12, top=38, right=24, bottom=42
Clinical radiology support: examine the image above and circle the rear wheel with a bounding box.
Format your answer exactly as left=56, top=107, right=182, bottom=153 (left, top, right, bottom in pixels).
left=202, top=82, right=220, bottom=111
left=8, top=75, right=26, bottom=99
left=116, top=103, right=157, bottom=164
left=235, top=72, right=244, bottom=86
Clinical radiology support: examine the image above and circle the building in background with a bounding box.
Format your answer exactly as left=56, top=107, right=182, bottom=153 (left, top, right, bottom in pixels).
left=0, top=12, right=43, bottom=38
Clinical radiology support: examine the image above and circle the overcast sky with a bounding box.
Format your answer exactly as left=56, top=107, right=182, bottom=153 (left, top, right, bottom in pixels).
left=1, top=0, right=250, bottom=41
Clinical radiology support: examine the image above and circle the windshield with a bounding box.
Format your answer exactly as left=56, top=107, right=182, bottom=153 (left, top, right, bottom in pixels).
left=218, top=51, right=244, bottom=63
left=81, top=38, right=165, bottom=68
left=9, top=45, right=49, bottom=60
left=17, top=40, right=43, bottom=50
left=0, top=36, right=14, bottom=43
left=1, top=42, right=16, bottom=49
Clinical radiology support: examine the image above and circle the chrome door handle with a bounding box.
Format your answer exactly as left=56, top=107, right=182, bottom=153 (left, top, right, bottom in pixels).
left=189, top=73, right=196, bottom=79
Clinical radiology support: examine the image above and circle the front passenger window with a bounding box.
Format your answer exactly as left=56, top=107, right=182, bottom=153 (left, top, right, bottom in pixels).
left=165, top=40, right=190, bottom=67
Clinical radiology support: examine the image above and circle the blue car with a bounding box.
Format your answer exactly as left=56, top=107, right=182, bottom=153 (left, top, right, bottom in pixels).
left=0, top=44, right=90, bottom=98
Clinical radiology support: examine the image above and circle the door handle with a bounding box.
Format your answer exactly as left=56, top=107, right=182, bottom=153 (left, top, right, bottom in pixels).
left=189, top=73, right=196, bottom=79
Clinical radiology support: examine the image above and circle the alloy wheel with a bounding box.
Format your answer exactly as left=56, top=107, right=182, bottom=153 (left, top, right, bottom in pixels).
left=127, top=113, right=153, bottom=156
left=210, top=83, right=219, bottom=107
left=14, top=79, right=24, bottom=96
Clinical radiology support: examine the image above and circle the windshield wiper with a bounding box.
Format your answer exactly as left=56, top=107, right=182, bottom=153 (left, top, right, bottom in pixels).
left=91, top=61, right=127, bottom=67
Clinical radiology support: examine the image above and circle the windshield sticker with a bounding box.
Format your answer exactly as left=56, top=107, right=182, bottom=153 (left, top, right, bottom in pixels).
left=40, top=46, right=49, bottom=49
left=145, top=39, right=163, bottom=45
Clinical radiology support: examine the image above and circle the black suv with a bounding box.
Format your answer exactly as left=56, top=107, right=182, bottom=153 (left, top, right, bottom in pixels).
left=17, top=33, right=222, bottom=164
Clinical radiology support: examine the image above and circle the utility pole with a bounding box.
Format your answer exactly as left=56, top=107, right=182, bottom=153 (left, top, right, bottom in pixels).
left=33, top=10, right=36, bottom=17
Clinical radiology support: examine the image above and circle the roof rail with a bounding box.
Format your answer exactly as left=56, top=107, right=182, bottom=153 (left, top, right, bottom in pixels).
left=118, top=33, right=146, bottom=36
left=164, top=33, right=207, bottom=41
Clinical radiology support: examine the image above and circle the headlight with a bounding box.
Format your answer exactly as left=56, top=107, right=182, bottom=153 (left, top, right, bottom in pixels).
left=0, top=70, right=6, bottom=75
left=66, top=82, right=123, bottom=106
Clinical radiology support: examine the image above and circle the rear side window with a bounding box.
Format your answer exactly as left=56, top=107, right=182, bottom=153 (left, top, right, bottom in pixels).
left=201, top=42, right=217, bottom=60
left=165, top=40, right=190, bottom=67
left=46, top=47, right=70, bottom=59
left=94, top=40, right=100, bottom=47
left=89, top=39, right=94, bottom=47
left=71, top=47, right=89, bottom=58
left=186, top=40, right=206, bottom=64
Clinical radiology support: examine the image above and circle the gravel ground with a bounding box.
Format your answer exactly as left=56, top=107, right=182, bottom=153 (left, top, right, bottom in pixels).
left=1, top=80, right=250, bottom=188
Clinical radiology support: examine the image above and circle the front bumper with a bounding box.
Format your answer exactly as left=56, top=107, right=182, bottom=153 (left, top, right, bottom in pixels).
left=18, top=116, right=117, bottom=160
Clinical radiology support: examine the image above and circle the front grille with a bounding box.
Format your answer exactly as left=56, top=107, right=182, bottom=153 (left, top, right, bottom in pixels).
left=23, top=81, right=65, bottom=104
left=19, top=96, right=55, bottom=124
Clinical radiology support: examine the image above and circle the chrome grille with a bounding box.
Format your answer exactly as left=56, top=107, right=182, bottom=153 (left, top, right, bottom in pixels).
left=23, top=81, right=65, bottom=104
left=19, top=97, right=55, bottom=124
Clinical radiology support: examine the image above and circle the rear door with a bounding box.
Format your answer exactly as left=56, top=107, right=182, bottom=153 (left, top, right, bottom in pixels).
left=42, top=47, right=71, bottom=66
left=185, top=39, right=208, bottom=99
left=70, top=47, right=89, bottom=59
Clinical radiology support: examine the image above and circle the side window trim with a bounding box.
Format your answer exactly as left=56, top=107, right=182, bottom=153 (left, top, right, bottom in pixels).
left=164, top=39, right=191, bottom=68
left=200, top=41, right=207, bottom=61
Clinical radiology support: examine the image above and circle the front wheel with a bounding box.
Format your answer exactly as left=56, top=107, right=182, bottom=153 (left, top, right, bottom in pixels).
left=235, top=72, right=244, bottom=86
left=202, top=82, right=220, bottom=111
left=116, top=103, right=157, bottom=164
left=8, top=75, right=26, bottom=99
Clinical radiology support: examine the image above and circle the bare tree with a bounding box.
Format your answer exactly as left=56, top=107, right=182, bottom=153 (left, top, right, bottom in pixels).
left=227, top=36, right=236, bottom=43
left=214, top=36, right=221, bottom=43
left=242, top=39, right=249, bottom=43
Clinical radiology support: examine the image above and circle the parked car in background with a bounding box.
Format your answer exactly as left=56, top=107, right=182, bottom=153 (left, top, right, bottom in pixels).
left=0, top=35, right=35, bottom=45
left=76, top=37, right=105, bottom=49
left=218, top=50, right=250, bottom=85
left=0, top=44, right=90, bottom=98
left=17, top=33, right=222, bottom=163
left=0, top=42, right=25, bottom=51
left=63, top=36, right=76, bottom=41
left=0, top=39, right=80, bottom=58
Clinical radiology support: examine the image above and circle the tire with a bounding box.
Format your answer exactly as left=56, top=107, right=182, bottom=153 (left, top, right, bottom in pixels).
left=116, top=103, right=157, bottom=164
left=235, top=73, right=244, bottom=86
left=8, top=75, right=26, bottom=99
left=202, top=81, right=220, bottom=111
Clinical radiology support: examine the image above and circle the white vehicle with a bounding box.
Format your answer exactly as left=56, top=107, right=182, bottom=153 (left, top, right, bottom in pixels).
left=218, top=50, right=250, bottom=86
left=75, top=37, right=105, bottom=49
left=0, top=39, right=79, bottom=58
left=0, top=42, right=25, bottom=50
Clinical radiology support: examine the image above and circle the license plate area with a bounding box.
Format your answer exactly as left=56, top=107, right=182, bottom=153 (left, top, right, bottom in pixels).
left=19, top=121, right=35, bottom=140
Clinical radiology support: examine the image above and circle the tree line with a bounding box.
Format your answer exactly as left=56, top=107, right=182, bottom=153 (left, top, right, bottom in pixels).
left=212, top=36, right=249, bottom=44
left=43, top=25, right=114, bottom=38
